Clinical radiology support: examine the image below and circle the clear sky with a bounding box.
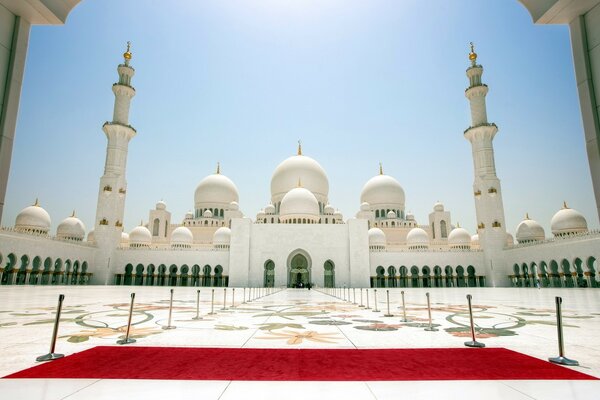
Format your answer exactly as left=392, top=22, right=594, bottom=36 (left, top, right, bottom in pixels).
left=4, top=0, right=598, bottom=237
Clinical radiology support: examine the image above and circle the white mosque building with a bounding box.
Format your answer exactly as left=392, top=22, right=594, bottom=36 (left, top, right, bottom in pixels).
left=0, top=44, right=599, bottom=290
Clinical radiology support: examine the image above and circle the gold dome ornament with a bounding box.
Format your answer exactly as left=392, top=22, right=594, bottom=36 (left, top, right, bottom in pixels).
left=123, top=41, right=132, bottom=64
left=469, top=42, right=477, bottom=66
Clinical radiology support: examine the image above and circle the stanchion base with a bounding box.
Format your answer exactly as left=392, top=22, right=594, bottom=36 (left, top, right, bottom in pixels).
left=208, top=312, right=217, bottom=315
left=549, top=356, right=579, bottom=366
left=36, top=353, right=64, bottom=362
left=399, top=318, right=409, bottom=322
left=116, top=338, right=136, bottom=345
left=372, top=309, right=380, bottom=313
left=384, top=314, right=394, bottom=317
left=424, top=327, right=439, bottom=332
left=162, top=326, right=176, bottom=330
left=221, top=308, right=227, bottom=311
left=191, top=316, right=204, bottom=320
left=358, top=305, right=365, bottom=308
left=464, top=340, right=485, bottom=348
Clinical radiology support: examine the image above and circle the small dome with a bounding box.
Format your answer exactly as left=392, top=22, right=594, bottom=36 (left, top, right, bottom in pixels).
left=264, top=203, right=275, bottom=214
left=87, top=230, right=95, bottom=243
left=121, top=232, right=129, bottom=243
left=551, top=203, right=588, bottom=236
left=387, top=210, right=397, bottom=219
left=360, top=202, right=370, bottom=212
left=203, top=209, right=213, bottom=218
left=406, top=227, right=429, bottom=248
left=360, top=173, right=405, bottom=208
left=433, top=201, right=444, bottom=212
left=324, top=204, right=335, bottom=215
left=516, top=214, right=545, bottom=243
left=156, top=200, right=167, bottom=210
left=171, top=226, right=193, bottom=246
left=129, top=225, right=152, bottom=247
left=471, top=234, right=479, bottom=245
left=213, top=227, right=231, bottom=245
left=333, top=209, right=342, bottom=218
left=56, top=213, right=86, bottom=241
left=448, top=226, right=471, bottom=248
left=280, top=186, right=319, bottom=217
left=229, top=201, right=239, bottom=211
left=406, top=212, right=415, bottom=221
left=194, top=171, right=239, bottom=208
left=257, top=209, right=266, bottom=218
left=184, top=210, right=194, bottom=219
left=368, top=227, right=386, bottom=246
left=15, top=200, right=51, bottom=234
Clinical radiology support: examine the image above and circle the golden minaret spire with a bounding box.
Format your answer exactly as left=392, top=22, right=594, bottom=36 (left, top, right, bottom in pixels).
left=469, top=42, right=477, bottom=67
left=216, top=162, right=221, bottom=174
left=297, top=140, right=302, bottom=156
left=379, top=162, right=383, bottom=175
left=123, top=41, right=132, bottom=65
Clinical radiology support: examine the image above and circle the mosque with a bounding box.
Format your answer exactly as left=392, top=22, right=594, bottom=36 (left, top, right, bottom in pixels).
left=0, top=44, right=598, bottom=290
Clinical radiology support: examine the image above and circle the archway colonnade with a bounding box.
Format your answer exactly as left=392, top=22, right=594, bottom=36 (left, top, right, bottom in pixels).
left=0, top=251, right=91, bottom=285
left=510, top=256, right=599, bottom=288
left=371, top=264, right=484, bottom=288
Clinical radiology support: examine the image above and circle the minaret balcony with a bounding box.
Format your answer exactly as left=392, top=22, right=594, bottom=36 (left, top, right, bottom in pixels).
left=463, top=122, right=497, bottom=138
left=112, top=84, right=136, bottom=98
left=465, top=84, right=488, bottom=98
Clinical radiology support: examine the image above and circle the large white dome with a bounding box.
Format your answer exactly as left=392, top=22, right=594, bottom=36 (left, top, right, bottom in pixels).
left=406, top=227, right=429, bottom=247
left=448, top=226, right=471, bottom=248
left=360, top=173, right=405, bottom=208
left=194, top=172, right=239, bottom=207
left=15, top=200, right=51, bottom=234
left=171, top=226, right=193, bottom=246
left=271, top=151, right=329, bottom=204
left=129, top=225, right=152, bottom=247
left=56, top=213, right=86, bottom=241
left=551, top=203, right=588, bottom=236
left=516, top=214, right=545, bottom=243
left=280, top=187, right=320, bottom=217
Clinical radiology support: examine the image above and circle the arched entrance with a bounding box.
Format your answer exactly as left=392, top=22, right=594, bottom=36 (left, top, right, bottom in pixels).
left=264, top=260, right=275, bottom=287
left=288, top=253, right=310, bottom=288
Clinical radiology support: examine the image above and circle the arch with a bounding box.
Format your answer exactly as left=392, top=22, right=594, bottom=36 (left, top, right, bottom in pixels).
left=440, top=220, right=447, bottom=238
left=573, top=257, right=586, bottom=287
left=323, top=260, right=335, bottom=288
left=467, top=265, right=476, bottom=287
left=29, top=256, right=41, bottom=284
left=135, top=264, right=144, bottom=285
left=124, top=263, right=133, bottom=285
left=264, top=260, right=275, bottom=288
left=561, top=259, right=574, bottom=287
left=191, top=264, right=200, bottom=286
left=169, top=264, right=178, bottom=286
left=146, top=264, right=156, bottom=286
left=587, top=257, right=598, bottom=288
left=456, top=265, right=465, bottom=287
left=387, top=265, right=397, bottom=287
left=158, top=264, right=167, bottom=286
left=202, top=265, right=211, bottom=286
left=214, top=265, right=223, bottom=287
left=444, top=265, right=454, bottom=287
left=539, top=261, right=549, bottom=287
left=422, top=266, right=431, bottom=288
left=410, top=265, right=419, bottom=288
left=17, top=254, right=29, bottom=284
left=549, top=260, right=561, bottom=287
left=287, top=249, right=312, bottom=288
left=433, top=265, right=442, bottom=287
left=399, top=266, right=408, bottom=287
left=180, top=264, right=189, bottom=286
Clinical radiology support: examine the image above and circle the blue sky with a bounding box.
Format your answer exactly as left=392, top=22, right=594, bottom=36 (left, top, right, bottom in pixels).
left=4, top=0, right=597, bottom=237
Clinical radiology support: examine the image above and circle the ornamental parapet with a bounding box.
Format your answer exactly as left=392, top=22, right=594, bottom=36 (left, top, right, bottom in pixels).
left=504, top=229, right=600, bottom=250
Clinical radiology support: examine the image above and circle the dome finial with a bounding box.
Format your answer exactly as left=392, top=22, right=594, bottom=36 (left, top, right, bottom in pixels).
left=379, top=162, right=383, bottom=175
left=71, top=210, right=76, bottom=218
left=140, top=219, right=143, bottom=226
left=33, top=198, right=40, bottom=207
left=457, top=221, right=461, bottom=228
left=563, top=201, right=569, bottom=209
left=297, top=177, right=302, bottom=187
left=123, top=41, right=132, bottom=65
left=469, top=42, right=477, bottom=66
left=216, top=162, right=220, bottom=174
left=525, top=212, right=530, bottom=220
left=297, top=140, right=302, bottom=156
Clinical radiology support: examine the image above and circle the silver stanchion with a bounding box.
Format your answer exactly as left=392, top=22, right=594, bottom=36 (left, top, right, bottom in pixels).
left=464, top=294, right=484, bottom=348
left=353, top=288, right=356, bottom=304
left=192, top=289, right=203, bottom=320
left=343, top=287, right=347, bottom=301
left=208, top=288, right=216, bottom=314
left=384, top=290, right=393, bottom=317
left=372, top=289, right=379, bottom=312
left=221, top=288, right=227, bottom=310
left=162, top=288, right=176, bottom=330
left=117, top=292, right=136, bottom=344
left=366, top=288, right=371, bottom=309
left=400, top=290, right=408, bottom=322
left=242, top=288, right=246, bottom=304
left=232, top=288, right=236, bottom=308
left=424, top=292, right=438, bottom=331
left=36, top=294, right=65, bottom=361
left=549, top=296, right=578, bottom=366
left=359, top=288, right=364, bottom=307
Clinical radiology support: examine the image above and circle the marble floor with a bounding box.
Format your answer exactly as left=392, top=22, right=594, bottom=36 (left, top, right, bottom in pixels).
left=0, top=285, right=599, bottom=399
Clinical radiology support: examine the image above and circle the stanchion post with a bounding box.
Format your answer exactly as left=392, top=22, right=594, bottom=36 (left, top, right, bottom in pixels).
left=353, top=288, right=356, bottom=304
left=242, top=287, right=246, bottom=304
left=117, top=292, right=137, bottom=344
left=232, top=288, right=236, bottom=308
left=36, top=294, right=65, bottom=361
left=400, top=290, right=408, bottom=322
left=549, top=296, right=578, bottom=365
left=366, top=288, right=371, bottom=309
left=424, top=292, right=438, bottom=331
left=372, top=289, right=380, bottom=312
left=192, top=289, right=202, bottom=320
left=221, top=288, right=227, bottom=310
left=208, top=288, right=216, bottom=315
left=162, top=288, right=177, bottom=330
left=384, top=289, right=393, bottom=317
left=464, top=294, right=484, bottom=348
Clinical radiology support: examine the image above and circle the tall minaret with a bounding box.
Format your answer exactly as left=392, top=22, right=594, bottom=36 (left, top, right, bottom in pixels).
left=93, top=43, right=137, bottom=283
left=463, top=43, right=508, bottom=286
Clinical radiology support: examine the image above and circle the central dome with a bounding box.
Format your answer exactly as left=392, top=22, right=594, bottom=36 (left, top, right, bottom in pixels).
left=194, top=172, right=239, bottom=208
left=360, top=173, right=405, bottom=208
left=280, top=187, right=320, bottom=217
left=271, top=150, right=329, bottom=204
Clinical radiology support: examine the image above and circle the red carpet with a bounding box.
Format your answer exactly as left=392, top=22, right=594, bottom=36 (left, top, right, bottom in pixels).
left=5, top=347, right=596, bottom=381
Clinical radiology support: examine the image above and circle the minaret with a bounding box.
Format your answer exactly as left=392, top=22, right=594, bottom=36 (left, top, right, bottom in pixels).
left=463, top=43, right=508, bottom=286
left=93, top=43, right=137, bottom=283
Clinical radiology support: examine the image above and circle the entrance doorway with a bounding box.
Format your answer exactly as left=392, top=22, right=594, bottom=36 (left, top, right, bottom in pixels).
left=288, top=253, right=310, bottom=288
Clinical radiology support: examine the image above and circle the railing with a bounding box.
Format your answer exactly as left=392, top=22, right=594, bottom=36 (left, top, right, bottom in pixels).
left=0, top=227, right=97, bottom=247
left=505, top=229, right=600, bottom=250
